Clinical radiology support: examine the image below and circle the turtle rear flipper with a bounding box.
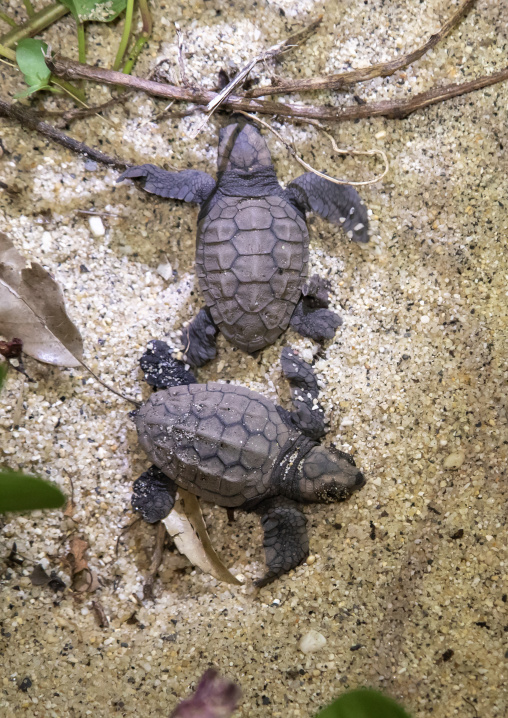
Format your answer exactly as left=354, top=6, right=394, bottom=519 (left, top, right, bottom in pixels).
left=181, top=307, right=219, bottom=368
left=290, top=275, right=342, bottom=344
left=287, top=173, right=369, bottom=243
left=117, top=165, right=216, bottom=204
left=132, top=466, right=178, bottom=523
left=254, top=497, right=309, bottom=587
left=140, top=340, right=196, bottom=389
left=280, top=347, right=326, bottom=440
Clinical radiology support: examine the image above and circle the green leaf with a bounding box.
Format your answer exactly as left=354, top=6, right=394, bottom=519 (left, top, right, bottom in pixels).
left=316, top=690, right=412, bottom=718
left=16, top=39, right=51, bottom=89
left=14, top=83, right=57, bottom=99
left=59, top=0, right=127, bottom=23
left=0, top=470, right=65, bottom=513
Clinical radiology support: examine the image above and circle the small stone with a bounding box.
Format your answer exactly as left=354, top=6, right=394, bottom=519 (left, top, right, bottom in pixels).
left=420, top=315, right=430, bottom=324
left=18, top=677, right=32, bottom=692
left=375, top=130, right=386, bottom=139
left=443, top=451, right=465, bottom=470
left=306, top=555, right=316, bottom=566
left=89, top=216, right=105, bottom=237
left=347, top=524, right=368, bottom=540
left=157, top=262, right=173, bottom=281
left=299, top=630, right=327, bottom=654
left=41, top=231, right=52, bottom=250
left=84, top=160, right=98, bottom=171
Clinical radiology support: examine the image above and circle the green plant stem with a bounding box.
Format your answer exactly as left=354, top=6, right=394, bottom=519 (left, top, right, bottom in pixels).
left=0, top=11, right=17, bottom=28
left=121, top=34, right=146, bottom=75
left=1, top=3, right=69, bottom=48
left=52, top=78, right=87, bottom=104
left=122, top=0, right=151, bottom=75
left=22, top=0, right=35, bottom=18
left=77, top=22, right=86, bottom=64
left=0, top=43, right=16, bottom=62
left=113, top=0, right=134, bottom=71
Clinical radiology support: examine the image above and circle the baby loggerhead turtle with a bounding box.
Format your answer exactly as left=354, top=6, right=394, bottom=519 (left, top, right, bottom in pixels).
left=131, top=340, right=365, bottom=586
left=118, top=122, right=369, bottom=367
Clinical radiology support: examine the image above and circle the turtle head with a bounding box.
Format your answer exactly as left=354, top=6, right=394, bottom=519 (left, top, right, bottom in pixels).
left=217, top=122, right=272, bottom=172
left=298, top=445, right=365, bottom=503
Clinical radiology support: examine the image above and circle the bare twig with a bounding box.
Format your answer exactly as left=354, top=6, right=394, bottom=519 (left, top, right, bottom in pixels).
left=0, top=97, right=130, bottom=168
left=189, top=15, right=322, bottom=138
left=175, top=24, right=189, bottom=87
left=246, top=0, right=477, bottom=97
left=236, top=110, right=388, bottom=186
left=143, top=521, right=166, bottom=600
left=206, top=16, right=322, bottom=113
left=115, top=517, right=141, bottom=556
left=46, top=54, right=508, bottom=123
left=42, top=95, right=129, bottom=123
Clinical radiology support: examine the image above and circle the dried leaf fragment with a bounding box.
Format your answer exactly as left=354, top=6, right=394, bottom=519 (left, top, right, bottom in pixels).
left=29, top=564, right=66, bottom=591
left=0, top=233, right=83, bottom=367
left=72, top=568, right=100, bottom=593
left=170, top=668, right=241, bottom=718
left=0, top=337, right=22, bottom=359
left=92, top=600, right=109, bottom=627
left=30, top=564, right=51, bottom=586
left=65, top=536, right=100, bottom=593
left=67, top=536, right=89, bottom=574
left=163, top=490, right=242, bottom=586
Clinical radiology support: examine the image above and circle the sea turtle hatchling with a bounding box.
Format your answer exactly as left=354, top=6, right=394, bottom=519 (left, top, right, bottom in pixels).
left=131, top=340, right=365, bottom=586
left=117, top=121, right=369, bottom=367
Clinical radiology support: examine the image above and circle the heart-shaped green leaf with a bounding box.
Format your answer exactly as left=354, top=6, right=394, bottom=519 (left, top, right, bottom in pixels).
left=0, top=471, right=66, bottom=513
left=59, top=0, right=127, bottom=23
left=16, top=39, right=51, bottom=89
left=316, top=689, right=412, bottom=718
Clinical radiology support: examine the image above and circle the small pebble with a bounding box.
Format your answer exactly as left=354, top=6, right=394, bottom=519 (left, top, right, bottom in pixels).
left=420, top=315, right=430, bottom=324
left=306, top=555, right=316, bottom=565
left=443, top=451, right=465, bottom=470
left=157, top=262, right=173, bottom=281
left=300, top=630, right=327, bottom=654
left=89, top=216, right=105, bottom=237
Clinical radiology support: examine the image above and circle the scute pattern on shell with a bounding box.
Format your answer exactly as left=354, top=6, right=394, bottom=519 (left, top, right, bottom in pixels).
left=134, top=383, right=294, bottom=507
left=196, top=196, right=309, bottom=354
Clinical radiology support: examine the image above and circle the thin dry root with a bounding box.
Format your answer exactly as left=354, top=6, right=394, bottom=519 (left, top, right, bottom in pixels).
left=235, top=110, right=389, bottom=187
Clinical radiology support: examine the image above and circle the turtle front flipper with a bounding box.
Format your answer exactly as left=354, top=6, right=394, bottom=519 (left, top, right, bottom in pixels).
left=117, top=165, right=216, bottom=204
left=254, top=497, right=309, bottom=587
left=290, top=274, right=342, bottom=344
left=181, top=307, right=219, bottom=368
left=140, top=340, right=196, bottom=389
left=280, top=346, right=326, bottom=440
left=287, top=173, right=369, bottom=243
left=132, top=465, right=178, bottom=523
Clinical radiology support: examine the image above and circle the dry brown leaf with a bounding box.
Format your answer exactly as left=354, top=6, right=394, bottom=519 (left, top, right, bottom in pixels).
left=30, top=564, right=52, bottom=586
left=72, top=568, right=100, bottom=593
left=163, top=489, right=242, bottom=586
left=29, top=564, right=66, bottom=591
left=67, top=536, right=89, bottom=574
left=0, top=233, right=83, bottom=367
left=63, top=499, right=75, bottom=518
